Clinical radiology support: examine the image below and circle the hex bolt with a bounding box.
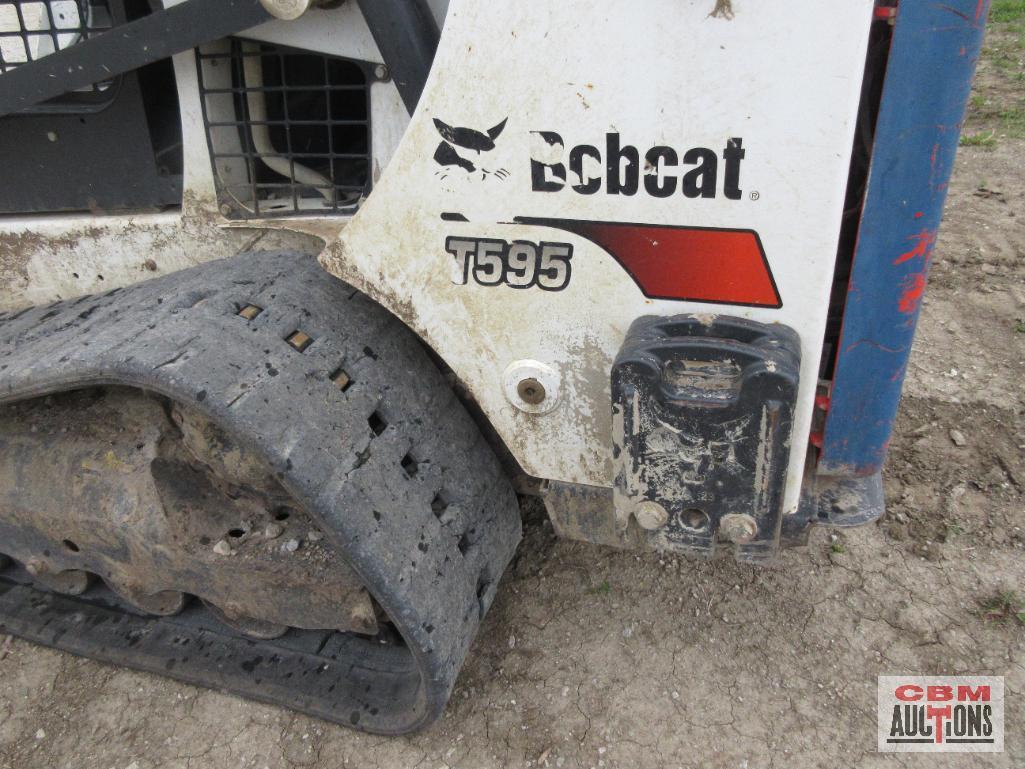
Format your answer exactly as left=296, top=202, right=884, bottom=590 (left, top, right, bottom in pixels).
left=374, top=64, right=390, bottom=81
left=219, top=203, right=232, bottom=217
left=719, top=513, right=758, bottom=544
left=634, top=500, right=669, bottom=531
left=517, top=378, right=546, bottom=405
left=259, top=0, right=312, bottom=20
left=504, top=360, right=560, bottom=414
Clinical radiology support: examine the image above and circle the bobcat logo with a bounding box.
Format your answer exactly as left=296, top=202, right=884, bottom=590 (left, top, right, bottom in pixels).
left=433, top=117, right=510, bottom=180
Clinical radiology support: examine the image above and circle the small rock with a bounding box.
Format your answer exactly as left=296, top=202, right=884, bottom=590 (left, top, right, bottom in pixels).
left=307, top=529, right=323, bottom=543
left=282, top=538, right=301, bottom=553
left=887, top=523, right=908, bottom=541
left=142, top=259, right=158, bottom=272
left=34, top=729, right=45, bottom=740
left=508, top=634, right=516, bottom=649
left=213, top=539, right=232, bottom=556
left=949, top=429, right=967, bottom=447
left=263, top=523, right=284, bottom=540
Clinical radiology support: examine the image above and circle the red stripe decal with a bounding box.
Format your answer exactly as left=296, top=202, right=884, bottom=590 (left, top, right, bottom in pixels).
left=516, top=218, right=780, bottom=308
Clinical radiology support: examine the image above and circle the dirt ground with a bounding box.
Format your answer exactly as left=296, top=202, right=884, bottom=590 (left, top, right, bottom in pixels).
left=3, top=19, right=1025, bottom=769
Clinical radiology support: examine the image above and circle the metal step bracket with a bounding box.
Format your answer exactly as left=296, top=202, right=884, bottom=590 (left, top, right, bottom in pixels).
left=612, top=315, right=801, bottom=563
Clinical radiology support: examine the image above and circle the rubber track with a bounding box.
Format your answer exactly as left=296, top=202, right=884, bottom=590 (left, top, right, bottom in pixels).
left=0, top=252, right=521, bottom=734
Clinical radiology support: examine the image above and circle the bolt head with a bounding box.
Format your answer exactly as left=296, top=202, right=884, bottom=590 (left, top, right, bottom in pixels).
left=503, top=360, right=560, bottom=414
left=374, top=64, right=389, bottom=80
left=259, top=0, right=312, bottom=20
left=517, top=378, right=546, bottom=405
left=719, top=513, right=759, bottom=544
left=635, top=500, right=669, bottom=531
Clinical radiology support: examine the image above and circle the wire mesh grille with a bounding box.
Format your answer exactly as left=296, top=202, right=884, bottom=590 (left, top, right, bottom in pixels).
left=197, top=39, right=371, bottom=218
left=0, top=0, right=116, bottom=108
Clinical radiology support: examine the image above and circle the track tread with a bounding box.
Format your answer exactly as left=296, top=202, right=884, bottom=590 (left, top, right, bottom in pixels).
left=0, top=252, right=521, bottom=734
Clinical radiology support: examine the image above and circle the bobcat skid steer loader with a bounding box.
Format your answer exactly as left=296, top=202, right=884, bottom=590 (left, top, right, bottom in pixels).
left=0, top=0, right=985, bottom=734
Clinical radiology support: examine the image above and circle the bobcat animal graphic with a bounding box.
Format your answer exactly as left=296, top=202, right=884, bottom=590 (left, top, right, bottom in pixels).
left=433, top=117, right=510, bottom=180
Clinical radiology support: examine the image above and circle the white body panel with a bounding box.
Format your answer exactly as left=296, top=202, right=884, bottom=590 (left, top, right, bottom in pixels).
left=0, top=1, right=871, bottom=519
left=323, top=0, right=873, bottom=514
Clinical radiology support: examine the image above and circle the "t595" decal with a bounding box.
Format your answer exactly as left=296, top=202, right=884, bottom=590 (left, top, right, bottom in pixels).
left=446, top=237, right=573, bottom=291
left=515, top=217, right=781, bottom=308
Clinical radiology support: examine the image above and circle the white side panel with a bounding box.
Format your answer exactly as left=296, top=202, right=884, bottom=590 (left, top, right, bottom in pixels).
left=172, top=47, right=218, bottom=215
left=0, top=214, right=323, bottom=310
left=323, top=0, right=874, bottom=514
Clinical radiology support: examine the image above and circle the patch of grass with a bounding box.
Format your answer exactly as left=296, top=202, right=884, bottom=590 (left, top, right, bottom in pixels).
left=590, top=579, right=611, bottom=596
left=982, top=43, right=1022, bottom=71
left=964, top=8, right=1025, bottom=135
left=966, top=93, right=988, bottom=125
left=1014, top=318, right=1025, bottom=333
left=997, top=106, right=1025, bottom=136
left=980, top=590, right=1025, bottom=625
left=830, top=542, right=845, bottom=554
left=991, top=0, right=1025, bottom=23
left=960, top=130, right=998, bottom=148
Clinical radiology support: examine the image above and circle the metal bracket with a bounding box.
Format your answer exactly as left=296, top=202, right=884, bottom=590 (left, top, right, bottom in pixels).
left=611, top=315, right=801, bottom=563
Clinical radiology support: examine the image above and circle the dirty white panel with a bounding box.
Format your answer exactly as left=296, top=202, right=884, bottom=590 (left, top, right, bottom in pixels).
left=0, top=214, right=323, bottom=311
left=323, top=0, right=874, bottom=514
